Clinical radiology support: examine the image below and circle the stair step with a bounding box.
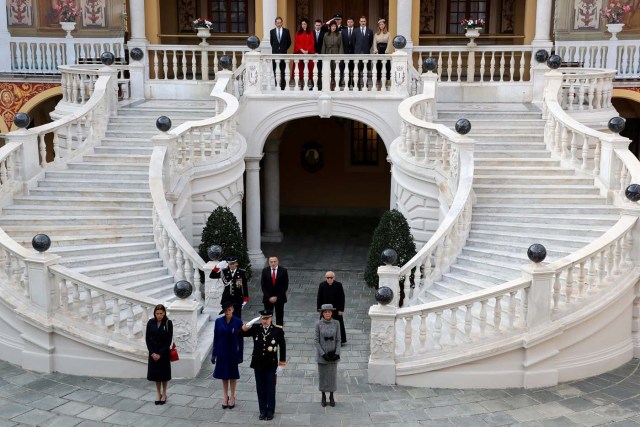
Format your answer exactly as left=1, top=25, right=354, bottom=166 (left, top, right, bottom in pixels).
left=474, top=193, right=608, bottom=204
left=13, top=233, right=155, bottom=247
left=93, top=146, right=154, bottom=155
left=37, top=179, right=149, bottom=190
left=75, top=258, right=165, bottom=276
left=0, top=216, right=152, bottom=226
left=467, top=229, right=593, bottom=247
left=28, top=188, right=150, bottom=198
left=60, top=249, right=160, bottom=267
left=474, top=166, right=576, bottom=176
left=471, top=220, right=609, bottom=237
left=473, top=184, right=600, bottom=195
left=3, top=224, right=152, bottom=235
left=475, top=158, right=560, bottom=167
left=52, top=242, right=158, bottom=257
left=471, top=212, right=619, bottom=226
left=82, top=154, right=151, bottom=163
left=473, top=176, right=594, bottom=185
left=12, top=196, right=152, bottom=208
left=45, top=170, right=149, bottom=180
left=474, top=150, right=551, bottom=159
left=464, top=238, right=577, bottom=259
left=66, top=162, right=149, bottom=172
left=120, top=274, right=176, bottom=294
left=473, top=203, right=619, bottom=215
left=101, top=266, right=170, bottom=286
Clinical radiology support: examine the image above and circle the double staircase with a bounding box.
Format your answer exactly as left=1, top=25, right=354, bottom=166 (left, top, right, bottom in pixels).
left=409, top=103, right=620, bottom=305
left=0, top=101, right=214, bottom=304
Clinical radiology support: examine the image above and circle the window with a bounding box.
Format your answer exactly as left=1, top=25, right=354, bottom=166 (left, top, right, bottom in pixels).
left=350, top=121, right=380, bottom=166
left=208, top=0, right=248, bottom=33
left=448, top=0, right=489, bottom=34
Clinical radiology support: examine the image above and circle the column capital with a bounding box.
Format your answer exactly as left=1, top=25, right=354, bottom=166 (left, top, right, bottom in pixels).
left=264, top=139, right=282, bottom=153
left=245, top=156, right=263, bottom=169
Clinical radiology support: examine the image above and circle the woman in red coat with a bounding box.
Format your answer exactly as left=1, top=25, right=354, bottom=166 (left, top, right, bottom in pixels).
left=293, top=17, right=315, bottom=87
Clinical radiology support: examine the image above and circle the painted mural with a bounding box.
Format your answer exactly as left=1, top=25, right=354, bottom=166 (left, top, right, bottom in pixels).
left=8, top=0, right=33, bottom=26
left=501, top=0, right=514, bottom=33
left=81, top=0, right=106, bottom=27
left=0, top=82, right=59, bottom=132
left=178, top=0, right=197, bottom=32
left=419, top=0, right=436, bottom=34
left=574, top=0, right=601, bottom=30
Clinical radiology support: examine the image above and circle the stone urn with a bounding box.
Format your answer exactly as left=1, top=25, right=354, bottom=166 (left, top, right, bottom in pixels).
left=60, top=21, right=76, bottom=38
left=606, top=23, right=624, bottom=41
left=465, top=28, right=481, bottom=47
left=196, top=28, right=211, bottom=46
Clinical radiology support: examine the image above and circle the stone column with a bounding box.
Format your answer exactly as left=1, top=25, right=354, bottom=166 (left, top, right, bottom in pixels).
left=128, top=0, right=147, bottom=44
left=396, top=0, right=414, bottom=51
left=245, top=157, right=266, bottom=268
left=0, top=1, right=12, bottom=72
left=262, top=139, right=283, bottom=242
left=532, top=0, right=553, bottom=48
left=260, top=0, right=278, bottom=52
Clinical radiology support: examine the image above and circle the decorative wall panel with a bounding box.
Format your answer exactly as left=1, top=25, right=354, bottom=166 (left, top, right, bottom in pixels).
left=81, top=0, right=107, bottom=27
left=8, top=0, right=32, bottom=26
left=0, top=82, right=59, bottom=132
left=501, top=0, right=514, bottom=33
left=178, top=0, right=197, bottom=32
left=419, top=0, right=436, bottom=34
left=574, top=0, right=601, bottom=30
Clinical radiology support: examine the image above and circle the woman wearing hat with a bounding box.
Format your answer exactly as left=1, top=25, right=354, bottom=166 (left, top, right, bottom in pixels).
left=211, top=301, right=244, bottom=409
left=315, top=304, right=341, bottom=407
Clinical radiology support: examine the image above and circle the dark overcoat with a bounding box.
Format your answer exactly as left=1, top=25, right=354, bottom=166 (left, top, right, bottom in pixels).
left=145, top=318, right=173, bottom=382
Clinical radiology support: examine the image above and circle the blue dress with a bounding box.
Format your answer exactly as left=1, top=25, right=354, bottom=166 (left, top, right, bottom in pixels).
left=212, top=315, right=244, bottom=380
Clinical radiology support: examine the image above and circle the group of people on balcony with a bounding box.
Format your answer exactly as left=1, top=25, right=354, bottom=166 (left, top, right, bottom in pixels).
left=145, top=256, right=347, bottom=421
left=270, top=14, right=393, bottom=90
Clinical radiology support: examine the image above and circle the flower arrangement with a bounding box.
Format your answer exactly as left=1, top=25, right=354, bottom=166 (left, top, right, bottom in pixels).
left=55, top=1, right=79, bottom=22
left=193, top=18, right=213, bottom=29
left=460, top=18, right=485, bottom=29
left=602, top=1, right=632, bottom=24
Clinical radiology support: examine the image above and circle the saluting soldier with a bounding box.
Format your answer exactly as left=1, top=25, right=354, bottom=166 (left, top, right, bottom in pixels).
left=242, top=310, right=286, bottom=421
left=210, top=256, right=249, bottom=319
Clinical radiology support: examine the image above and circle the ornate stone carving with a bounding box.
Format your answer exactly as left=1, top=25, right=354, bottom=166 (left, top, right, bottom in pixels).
left=370, top=322, right=394, bottom=360
left=172, top=317, right=196, bottom=353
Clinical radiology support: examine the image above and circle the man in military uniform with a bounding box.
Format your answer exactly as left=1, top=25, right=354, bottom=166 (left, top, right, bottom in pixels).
left=210, top=256, right=248, bottom=319
left=242, top=310, right=286, bottom=421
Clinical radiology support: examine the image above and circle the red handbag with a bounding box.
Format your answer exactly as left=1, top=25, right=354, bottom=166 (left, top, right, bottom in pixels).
left=169, top=343, right=179, bottom=362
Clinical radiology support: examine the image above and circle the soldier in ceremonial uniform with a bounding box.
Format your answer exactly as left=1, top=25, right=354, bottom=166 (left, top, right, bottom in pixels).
left=210, top=256, right=249, bottom=319
left=242, top=310, right=286, bottom=421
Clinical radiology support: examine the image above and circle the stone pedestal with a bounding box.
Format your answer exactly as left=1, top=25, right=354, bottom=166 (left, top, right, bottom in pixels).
left=368, top=304, right=397, bottom=385
left=168, top=298, right=200, bottom=377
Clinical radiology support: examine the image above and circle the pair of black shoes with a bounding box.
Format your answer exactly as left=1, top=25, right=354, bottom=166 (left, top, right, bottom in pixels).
left=321, top=393, right=335, bottom=407
left=154, top=396, right=167, bottom=405
left=259, top=413, right=273, bottom=420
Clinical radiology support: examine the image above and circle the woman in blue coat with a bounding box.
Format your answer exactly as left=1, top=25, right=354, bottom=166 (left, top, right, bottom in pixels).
left=212, top=300, right=244, bottom=409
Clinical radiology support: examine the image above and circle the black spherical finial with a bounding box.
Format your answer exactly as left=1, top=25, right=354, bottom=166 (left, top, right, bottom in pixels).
left=423, top=57, right=437, bottom=72
left=527, top=243, right=547, bottom=263
left=608, top=116, right=626, bottom=134
left=247, top=35, right=260, bottom=50
left=174, top=280, right=193, bottom=299
left=207, top=245, right=223, bottom=261
left=535, top=49, right=550, bottom=63
left=100, top=52, right=115, bottom=66
left=156, top=116, right=172, bottom=132
left=547, top=54, right=562, bottom=69
left=375, top=286, right=394, bottom=305
left=393, top=35, right=407, bottom=50
left=32, top=234, right=51, bottom=253
left=455, top=118, right=471, bottom=135
left=130, top=47, right=144, bottom=61
left=381, top=248, right=397, bottom=265
left=13, top=112, right=31, bottom=129
left=625, top=184, right=640, bottom=202
left=219, top=55, right=232, bottom=70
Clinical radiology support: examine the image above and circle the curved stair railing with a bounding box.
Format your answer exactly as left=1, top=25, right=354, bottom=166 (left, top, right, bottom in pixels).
left=0, top=64, right=158, bottom=361
left=369, top=68, right=640, bottom=388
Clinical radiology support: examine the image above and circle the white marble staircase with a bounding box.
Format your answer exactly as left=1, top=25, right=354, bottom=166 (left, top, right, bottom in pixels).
left=0, top=101, right=216, bottom=304
left=410, top=103, right=621, bottom=305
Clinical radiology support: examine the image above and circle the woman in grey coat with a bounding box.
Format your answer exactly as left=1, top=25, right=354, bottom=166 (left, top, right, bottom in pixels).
left=315, top=303, right=341, bottom=407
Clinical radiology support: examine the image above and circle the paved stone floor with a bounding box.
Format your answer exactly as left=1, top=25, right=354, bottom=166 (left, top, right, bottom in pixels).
left=2, top=216, right=640, bottom=426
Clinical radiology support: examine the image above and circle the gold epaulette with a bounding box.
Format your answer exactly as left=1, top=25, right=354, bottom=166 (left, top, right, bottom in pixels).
left=274, top=324, right=283, bottom=329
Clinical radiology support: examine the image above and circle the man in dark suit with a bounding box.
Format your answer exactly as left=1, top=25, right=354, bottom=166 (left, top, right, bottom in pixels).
left=313, top=19, right=327, bottom=89
left=269, top=17, right=291, bottom=90
left=261, top=256, right=289, bottom=327
left=210, top=256, right=248, bottom=319
left=353, top=16, right=374, bottom=89
left=340, top=17, right=356, bottom=87
left=242, top=310, right=286, bottom=421
left=317, top=271, right=347, bottom=345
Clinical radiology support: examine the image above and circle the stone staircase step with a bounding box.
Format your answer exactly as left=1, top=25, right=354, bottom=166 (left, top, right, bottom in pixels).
left=37, top=179, right=150, bottom=190
left=1, top=205, right=152, bottom=216
left=473, top=176, right=594, bottom=185
left=455, top=254, right=524, bottom=275
left=474, top=166, right=576, bottom=175
left=463, top=239, right=577, bottom=259
left=93, top=146, right=154, bottom=156
left=52, top=242, right=158, bottom=257
left=44, top=170, right=149, bottom=180
left=13, top=233, right=155, bottom=247
left=75, top=258, right=165, bottom=276
left=28, top=188, right=150, bottom=198
left=473, top=203, right=618, bottom=215
left=81, top=154, right=151, bottom=163
left=474, top=150, right=550, bottom=159
left=467, top=229, right=593, bottom=248
left=66, top=162, right=149, bottom=172
left=447, top=263, right=516, bottom=284
left=473, top=184, right=600, bottom=195
left=101, top=266, right=170, bottom=286
left=474, top=158, right=560, bottom=167
left=471, top=212, right=618, bottom=226
left=59, top=249, right=160, bottom=267
left=2, top=224, right=152, bottom=235
left=474, top=143, right=548, bottom=150
left=119, top=274, right=175, bottom=294
left=12, top=196, right=152, bottom=208
left=474, top=193, right=608, bottom=204
left=471, top=220, right=609, bottom=237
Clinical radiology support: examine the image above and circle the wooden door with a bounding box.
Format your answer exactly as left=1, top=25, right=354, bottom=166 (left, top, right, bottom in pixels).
left=323, top=0, right=369, bottom=21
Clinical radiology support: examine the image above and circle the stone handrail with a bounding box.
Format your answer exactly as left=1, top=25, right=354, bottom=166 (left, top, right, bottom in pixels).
left=146, top=44, right=249, bottom=81
left=413, top=45, right=533, bottom=83
left=59, top=64, right=130, bottom=105
left=395, top=83, right=475, bottom=296
left=555, top=39, right=640, bottom=80
left=149, top=71, right=243, bottom=303
left=241, top=51, right=410, bottom=95
left=558, top=67, right=615, bottom=111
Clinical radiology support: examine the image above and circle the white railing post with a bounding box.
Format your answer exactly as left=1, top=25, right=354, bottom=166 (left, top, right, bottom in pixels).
left=0, top=5, right=11, bottom=72
left=168, top=298, right=199, bottom=377
left=65, top=32, right=75, bottom=65
left=368, top=302, right=397, bottom=385
left=521, top=263, right=553, bottom=328
left=25, top=252, right=61, bottom=317
left=532, top=55, right=550, bottom=104
left=378, top=264, right=402, bottom=308
left=243, top=51, right=262, bottom=94
left=9, top=130, right=41, bottom=183
left=391, top=50, right=409, bottom=95
left=129, top=52, right=146, bottom=99
left=598, top=137, right=631, bottom=198
left=421, top=72, right=439, bottom=120
left=605, top=38, right=619, bottom=71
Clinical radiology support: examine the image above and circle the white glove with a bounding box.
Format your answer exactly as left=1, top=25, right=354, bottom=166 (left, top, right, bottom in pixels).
left=216, top=260, right=228, bottom=270
left=242, top=301, right=247, bottom=308
left=246, top=316, right=261, bottom=327
left=276, top=366, right=283, bottom=375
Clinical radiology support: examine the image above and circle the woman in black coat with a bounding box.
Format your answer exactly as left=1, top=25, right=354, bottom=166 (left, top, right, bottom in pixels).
left=146, top=304, right=173, bottom=405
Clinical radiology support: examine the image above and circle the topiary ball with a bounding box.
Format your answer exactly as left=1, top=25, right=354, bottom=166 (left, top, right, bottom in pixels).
left=547, top=54, right=562, bottom=69
left=527, top=243, right=547, bottom=263
left=247, top=35, right=260, bottom=50
left=219, top=55, right=232, bottom=70
left=156, top=116, right=172, bottom=132
left=13, top=112, right=31, bottom=129
left=455, top=118, right=471, bottom=135
left=174, top=280, right=193, bottom=299
left=130, top=47, right=144, bottom=61
left=100, top=52, right=115, bottom=66
left=608, top=116, right=626, bottom=134
left=423, top=57, right=437, bottom=72
left=375, top=286, right=394, bottom=305
left=393, top=35, right=407, bottom=50
left=32, top=234, right=51, bottom=253
left=625, top=184, right=640, bottom=202
left=381, top=248, right=398, bottom=266
left=535, top=49, right=550, bottom=63
left=207, top=244, right=223, bottom=261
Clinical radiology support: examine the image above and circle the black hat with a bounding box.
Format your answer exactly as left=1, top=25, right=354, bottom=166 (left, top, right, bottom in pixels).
left=259, top=309, right=273, bottom=318
left=219, top=300, right=234, bottom=314
left=333, top=14, right=342, bottom=19
left=226, top=256, right=238, bottom=263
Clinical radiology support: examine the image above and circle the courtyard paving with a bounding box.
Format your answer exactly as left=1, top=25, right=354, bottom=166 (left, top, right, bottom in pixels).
left=1, top=216, right=640, bottom=426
